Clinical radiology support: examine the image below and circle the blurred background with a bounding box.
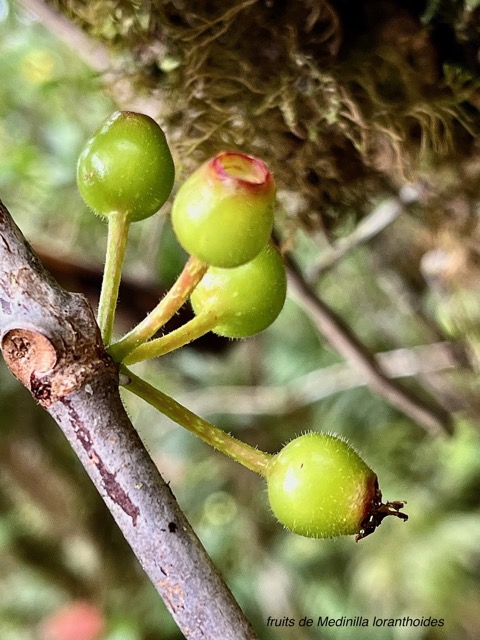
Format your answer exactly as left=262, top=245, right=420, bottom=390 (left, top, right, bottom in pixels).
left=1, top=1, right=480, bottom=639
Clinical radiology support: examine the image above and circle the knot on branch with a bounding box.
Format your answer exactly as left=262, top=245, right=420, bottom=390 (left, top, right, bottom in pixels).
left=2, top=328, right=57, bottom=395
left=1, top=200, right=118, bottom=407
left=1, top=326, right=116, bottom=407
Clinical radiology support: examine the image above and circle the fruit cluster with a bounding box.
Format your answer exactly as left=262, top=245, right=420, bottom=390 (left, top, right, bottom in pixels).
left=76, top=111, right=407, bottom=541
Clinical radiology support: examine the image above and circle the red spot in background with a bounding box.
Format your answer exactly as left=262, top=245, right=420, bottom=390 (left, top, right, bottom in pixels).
left=38, top=601, right=105, bottom=640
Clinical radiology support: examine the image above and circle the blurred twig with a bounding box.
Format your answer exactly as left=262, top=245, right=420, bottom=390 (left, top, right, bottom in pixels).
left=17, top=0, right=110, bottom=73
left=307, top=184, right=420, bottom=280
left=177, top=342, right=460, bottom=416
left=286, top=256, right=454, bottom=435
left=16, top=0, right=160, bottom=116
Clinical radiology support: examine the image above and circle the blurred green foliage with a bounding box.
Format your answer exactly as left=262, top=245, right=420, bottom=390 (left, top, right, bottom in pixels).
left=1, top=2, right=480, bottom=639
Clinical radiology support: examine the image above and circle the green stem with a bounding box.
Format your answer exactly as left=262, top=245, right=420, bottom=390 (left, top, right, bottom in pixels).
left=123, top=310, right=217, bottom=364
left=97, top=211, right=130, bottom=344
left=109, top=256, right=208, bottom=362
left=122, top=367, right=272, bottom=476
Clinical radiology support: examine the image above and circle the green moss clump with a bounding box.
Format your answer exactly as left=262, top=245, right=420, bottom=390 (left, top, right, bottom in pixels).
left=50, top=0, right=480, bottom=235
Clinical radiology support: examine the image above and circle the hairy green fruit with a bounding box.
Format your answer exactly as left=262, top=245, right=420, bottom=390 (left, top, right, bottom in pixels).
left=190, top=243, right=286, bottom=338
left=77, top=111, right=175, bottom=222
left=267, top=433, right=407, bottom=540
left=171, top=152, right=275, bottom=267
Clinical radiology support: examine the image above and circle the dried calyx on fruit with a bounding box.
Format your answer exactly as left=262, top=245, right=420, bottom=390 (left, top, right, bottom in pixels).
left=266, top=433, right=407, bottom=540
left=355, top=482, right=408, bottom=542
left=171, top=152, right=275, bottom=268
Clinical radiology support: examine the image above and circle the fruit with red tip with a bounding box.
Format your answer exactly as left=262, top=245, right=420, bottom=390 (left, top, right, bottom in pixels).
left=171, top=152, right=275, bottom=268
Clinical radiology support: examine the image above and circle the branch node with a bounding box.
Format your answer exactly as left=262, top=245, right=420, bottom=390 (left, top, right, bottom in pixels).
left=1, top=328, right=57, bottom=387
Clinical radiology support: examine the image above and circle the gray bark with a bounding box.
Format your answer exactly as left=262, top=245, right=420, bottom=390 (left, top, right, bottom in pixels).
left=0, top=199, right=258, bottom=640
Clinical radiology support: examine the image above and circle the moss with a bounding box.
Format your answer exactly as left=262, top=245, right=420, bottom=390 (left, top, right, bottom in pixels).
left=48, top=0, right=480, bottom=234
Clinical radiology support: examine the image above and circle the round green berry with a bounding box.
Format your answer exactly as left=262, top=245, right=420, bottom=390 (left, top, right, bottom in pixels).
left=77, top=111, right=175, bottom=222
left=190, top=243, right=286, bottom=338
left=266, top=433, right=407, bottom=540
left=171, top=152, right=275, bottom=268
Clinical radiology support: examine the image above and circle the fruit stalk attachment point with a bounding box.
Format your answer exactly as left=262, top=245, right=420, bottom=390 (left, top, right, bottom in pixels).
left=122, top=367, right=272, bottom=475
left=123, top=244, right=287, bottom=363
left=109, top=256, right=208, bottom=361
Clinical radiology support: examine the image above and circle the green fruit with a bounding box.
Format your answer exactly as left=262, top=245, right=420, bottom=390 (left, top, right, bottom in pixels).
left=77, top=111, right=175, bottom=222
left=171, top=152, right=275, bottom=267
left=190, top=243, right=286, bottom=338
left=267, top=433, right=407, bottom=540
